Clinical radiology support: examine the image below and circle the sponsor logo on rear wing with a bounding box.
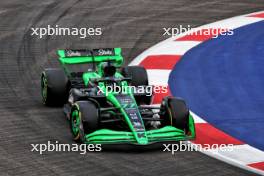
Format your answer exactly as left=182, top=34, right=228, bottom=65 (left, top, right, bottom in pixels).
left=57, top=48, right=123, bottom=66
left=64, top=48, right=115, bottom=57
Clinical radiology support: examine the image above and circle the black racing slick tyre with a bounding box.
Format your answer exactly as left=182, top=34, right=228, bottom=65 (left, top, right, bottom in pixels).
left=121, top=66, right=148, bottom=86
left=70, top=101, right=99, bottom=142
left=121, top=66, right=152, bottom=105
left=41, top=68, right=68, bottom=106
left=161, top=97, right=190, bottom=133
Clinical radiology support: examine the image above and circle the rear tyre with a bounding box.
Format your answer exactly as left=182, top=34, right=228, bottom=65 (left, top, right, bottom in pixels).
left=41, top=68, right=68, bottom=106
left=70, top=101, right=99, bottom=142
left=160, top=97, right=190, bottom=133
left=121, top=66, right=148, bottom=86
left=121, top=66, right=152, bottom=105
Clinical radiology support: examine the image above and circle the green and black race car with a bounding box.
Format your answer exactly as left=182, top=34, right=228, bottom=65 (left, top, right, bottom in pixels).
left=41, top=48, right=195, bottom=145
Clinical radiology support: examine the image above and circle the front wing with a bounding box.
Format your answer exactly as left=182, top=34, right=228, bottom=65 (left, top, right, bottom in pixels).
left=84, top=122, right=195, bottom=145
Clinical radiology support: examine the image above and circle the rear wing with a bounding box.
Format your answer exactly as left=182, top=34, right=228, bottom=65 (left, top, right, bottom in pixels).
left=57, top=48, right=123, bottom=66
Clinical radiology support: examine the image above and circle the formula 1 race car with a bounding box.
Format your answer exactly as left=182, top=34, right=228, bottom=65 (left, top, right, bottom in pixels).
left=41, top=48, right=195, bottom=144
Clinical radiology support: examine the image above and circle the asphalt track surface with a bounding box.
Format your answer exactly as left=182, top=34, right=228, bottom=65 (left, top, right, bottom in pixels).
left=0, top=0, right=264, bottom=176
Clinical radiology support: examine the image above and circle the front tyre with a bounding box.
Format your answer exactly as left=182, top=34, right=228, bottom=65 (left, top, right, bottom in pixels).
left=160, top=97, right=190, bottom=133
left=70, top=101, right=99, bottom=142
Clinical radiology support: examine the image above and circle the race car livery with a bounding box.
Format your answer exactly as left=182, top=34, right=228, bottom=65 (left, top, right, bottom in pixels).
left=41, top=48, right=195, bottom=144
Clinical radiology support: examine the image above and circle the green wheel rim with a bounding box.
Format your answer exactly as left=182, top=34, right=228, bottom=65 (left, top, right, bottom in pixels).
left=41, top=74, right=48, bottom=103
left=71, top=110, right=80, bottom=136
